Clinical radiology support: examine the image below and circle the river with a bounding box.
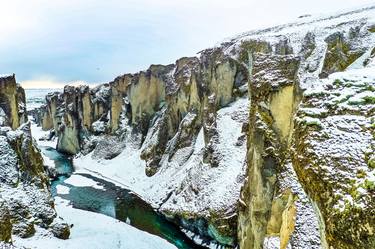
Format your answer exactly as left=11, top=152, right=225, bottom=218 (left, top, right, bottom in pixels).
left=40, top=146, right=207, bottom=249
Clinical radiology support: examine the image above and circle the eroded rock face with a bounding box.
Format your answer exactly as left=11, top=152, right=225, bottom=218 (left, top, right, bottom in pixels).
left=293, top=72, right=375, bottom=249
left=0, top=200, right=12, bottom=242
left=319, top=30, right=366, bottom=78
left=236, top=6, right=375, bottom=249
left=39, top=92, right=64, bottom=132
left=238, top=53, right=302, bottom=249
left=32, top=5, right=375, bottom=248
left=53, top=85, right=111, bottom=154
left=0, top=75, right=27, bottom=129
left=0, top=78, right=70, bottom=244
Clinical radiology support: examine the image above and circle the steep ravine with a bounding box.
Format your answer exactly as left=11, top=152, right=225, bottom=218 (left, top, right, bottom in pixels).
left=29, top=5, right=375, bottom=249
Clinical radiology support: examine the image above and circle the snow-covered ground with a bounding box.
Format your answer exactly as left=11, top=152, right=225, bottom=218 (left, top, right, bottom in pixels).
left=28, top=120, right=177, bottom=249
left=13, top=197, right=176, bottom=249
left=31, top=121, right=57, bottom=148
left=64, top=174, right=105, bottom=190
left=73, top=97, right=249, bottom=213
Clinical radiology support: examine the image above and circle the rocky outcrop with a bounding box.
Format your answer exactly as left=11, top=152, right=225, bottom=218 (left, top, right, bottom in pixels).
left=238, top=52, right=302, bottom=249
left=292, top=72, right=375, bottom=248
left=235, top=6, right=375, bottom=249
left=39, top=91, right=63, bottom=132
left=319, top=30, right=366, bottom=78
left=34, top=85, right=112, bottom=154
left=0, top=74, right=27, bottom=129
left=0, top=199, right=11, bottom=242
left=0, top=75, right=70, bottom=245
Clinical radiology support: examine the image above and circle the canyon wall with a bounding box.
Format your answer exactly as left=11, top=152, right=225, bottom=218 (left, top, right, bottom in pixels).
left=0, top=75, right=70, bottom=245
left=0, top=74, right=27, bottom=129
left=235, top=7, right=375, bottom=249
left=33, top=6, right=375, bottom=249
left=35, top=51, right=249, bottom=246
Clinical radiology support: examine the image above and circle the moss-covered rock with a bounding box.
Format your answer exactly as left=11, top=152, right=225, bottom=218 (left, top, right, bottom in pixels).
left=238, top=52, right=301, bottom=249
left=0, top=200, right=12, bottom=242
left=50, top=220, right=70, bottom=240
left=320, top=31, right=365, bottom=78
left=0, top=75, right=23, bottom=129
left=292, top=71, right=375, bottom=249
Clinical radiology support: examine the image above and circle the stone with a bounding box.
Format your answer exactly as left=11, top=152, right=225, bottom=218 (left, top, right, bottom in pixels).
left=50, top=220, right=70, bottom=240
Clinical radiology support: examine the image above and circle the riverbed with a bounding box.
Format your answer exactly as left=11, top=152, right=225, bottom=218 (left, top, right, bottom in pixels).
left=40, top=146, right=206, bottom=249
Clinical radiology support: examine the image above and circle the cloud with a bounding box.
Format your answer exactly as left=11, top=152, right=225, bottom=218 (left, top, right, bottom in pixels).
left=20, top=76, right=97, bottom=89
left=1, top=0, right=374, bottom=87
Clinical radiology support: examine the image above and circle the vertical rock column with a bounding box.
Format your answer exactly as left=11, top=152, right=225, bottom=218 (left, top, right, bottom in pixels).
left=57, top=86, right=80, bottom=154
left=0, top=75, right=21, bottom=129
left=238, top=53, right=301, bottom=249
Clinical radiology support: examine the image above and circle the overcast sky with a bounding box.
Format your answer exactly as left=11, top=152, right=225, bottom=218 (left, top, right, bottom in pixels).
left=0, top=0, right=374, bottom=88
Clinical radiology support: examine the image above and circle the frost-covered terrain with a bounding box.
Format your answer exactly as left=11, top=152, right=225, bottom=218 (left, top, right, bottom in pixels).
left=0, top=76, right=70, bottom=247
left=27, top=122, right=179, bottom=249
left=74, top=98, right=248, bottom=209
left=24, top=4, right=375, bottom=249
left=13, top=197, right=176, bottom=249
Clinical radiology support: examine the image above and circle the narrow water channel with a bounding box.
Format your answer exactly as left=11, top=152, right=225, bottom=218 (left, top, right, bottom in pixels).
left=40, top=146, right=208, bottom=249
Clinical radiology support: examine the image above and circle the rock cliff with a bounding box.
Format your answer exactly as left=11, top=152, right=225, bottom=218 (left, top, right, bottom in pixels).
left=0, top=75, right=70, bottom=245
left=0, top=74, right=27, bottom=129
left=33, top=5, right=375, bottom=249
left=235, top=6, right=375, bottom=249
left=35, top=51, right=249, bottom=247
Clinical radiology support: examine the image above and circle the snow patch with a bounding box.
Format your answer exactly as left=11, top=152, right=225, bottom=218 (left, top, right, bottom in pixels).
left=13, top=197, right=176, bottom=249
left=64, top=174, right=104, bottom=190
left=56, top=185, right=70, bottom=195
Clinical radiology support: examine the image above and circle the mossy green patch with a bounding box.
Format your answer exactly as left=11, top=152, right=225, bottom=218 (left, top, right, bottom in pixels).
left=368, top=157, right=375, bottom=169
left=333, top=79, right=343, bottom=86
left=364, top=96, right=375, bottom=104
left=356, top=169, right=367, bottom=178
left=363, top=179, right=375, bottom=191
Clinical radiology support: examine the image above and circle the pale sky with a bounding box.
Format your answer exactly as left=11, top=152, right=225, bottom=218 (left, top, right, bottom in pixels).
left=0, top=0, right=374, bottom=88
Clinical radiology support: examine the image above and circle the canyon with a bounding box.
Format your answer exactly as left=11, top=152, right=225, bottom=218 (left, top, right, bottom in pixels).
left=1, top=5, right=375, bottom=249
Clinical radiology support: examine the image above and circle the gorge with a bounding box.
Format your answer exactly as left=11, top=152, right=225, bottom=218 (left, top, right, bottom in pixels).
left=1, top=4, right=375, bottom=249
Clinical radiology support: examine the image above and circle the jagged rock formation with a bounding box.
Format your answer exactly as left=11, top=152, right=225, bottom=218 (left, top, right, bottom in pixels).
left=0, top=75, right=27, bottom=129
left=36, top=85, right=111, bottom=154
left=33, top=5, right=375, bottom=249
left=0, top=75, right=70, bottom=245
left=35, top=51, right=249, bottom=246
left=234, top=6, right=375, bottom=249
